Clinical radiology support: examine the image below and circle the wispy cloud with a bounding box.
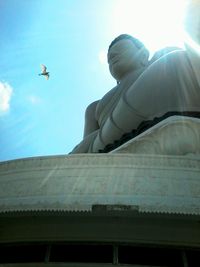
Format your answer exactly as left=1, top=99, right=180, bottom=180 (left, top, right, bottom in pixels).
left=0, top=81, right=13, bottom=116
left=28, top=95, right=42, bottom=105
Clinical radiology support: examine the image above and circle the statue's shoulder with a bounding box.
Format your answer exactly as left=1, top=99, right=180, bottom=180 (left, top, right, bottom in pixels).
left=100, top=85, right=118, bottom=101
left=85, top=100, right=99, bottom=112
left=96, top=85, right=118, bottom=117
left=84, top=100, right=99, bottom=122
left=149, top=47, right=184, bottom=64
left=153, top=49, right=188, bottom=67
left=160, top=49, right=198, bottom=83
left=145, top=50, right=190, bottom=78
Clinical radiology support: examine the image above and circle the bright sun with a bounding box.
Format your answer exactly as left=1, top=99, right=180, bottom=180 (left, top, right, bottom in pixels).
left=111, top=0, right=187, bottom=55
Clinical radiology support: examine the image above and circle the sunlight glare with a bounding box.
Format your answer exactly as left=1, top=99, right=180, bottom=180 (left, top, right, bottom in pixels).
left=111, top=0, right=187, bottom=54
left=183, top=0, right=200, bottom=54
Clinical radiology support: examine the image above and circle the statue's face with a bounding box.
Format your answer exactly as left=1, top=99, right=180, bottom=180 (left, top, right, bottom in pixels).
left=107, top=39, right=143, bottom=81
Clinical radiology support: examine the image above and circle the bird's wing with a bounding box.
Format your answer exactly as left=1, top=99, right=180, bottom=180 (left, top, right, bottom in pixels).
left=40, top=64, right=47, bottom=73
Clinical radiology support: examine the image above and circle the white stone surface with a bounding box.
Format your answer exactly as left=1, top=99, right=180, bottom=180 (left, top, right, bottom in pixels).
left=112, top=116, right=200, bottom=155
left=0, top=153, right=200, bottom=215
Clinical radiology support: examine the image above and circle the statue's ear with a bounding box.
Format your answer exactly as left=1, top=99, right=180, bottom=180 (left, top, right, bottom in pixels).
left=140, top=49, right=149, bottom=66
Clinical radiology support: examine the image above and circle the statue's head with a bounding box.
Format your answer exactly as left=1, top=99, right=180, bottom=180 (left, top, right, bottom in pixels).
left=107, top=34, right=149, bottom=82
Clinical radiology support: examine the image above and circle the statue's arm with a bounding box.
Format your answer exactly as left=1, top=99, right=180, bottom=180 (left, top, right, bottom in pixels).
left=83, top=100, right=99, bottom=138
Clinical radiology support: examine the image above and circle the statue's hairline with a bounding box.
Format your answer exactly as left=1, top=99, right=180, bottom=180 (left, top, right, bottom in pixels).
left=108, top=34, right=147, bottom=52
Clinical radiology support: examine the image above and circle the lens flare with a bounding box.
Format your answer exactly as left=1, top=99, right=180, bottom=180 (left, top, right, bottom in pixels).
left=183, top=0, right=200, bottom=54
left=184, top=31, right=200, bottom=54
left=112, top=0, right=187, bottom=54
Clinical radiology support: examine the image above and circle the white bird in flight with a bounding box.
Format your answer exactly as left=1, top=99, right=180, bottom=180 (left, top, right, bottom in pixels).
left=39, top=64, right=49, bottom=80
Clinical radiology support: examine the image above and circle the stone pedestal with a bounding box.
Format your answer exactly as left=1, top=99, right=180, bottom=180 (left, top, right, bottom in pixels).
left=0, top=153, right=200, bottom=215
left=0, top=117, right=200, bottom=264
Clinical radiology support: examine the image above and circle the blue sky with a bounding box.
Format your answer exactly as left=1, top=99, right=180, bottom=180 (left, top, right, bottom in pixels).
left=0, top=0, right=187, bottom=161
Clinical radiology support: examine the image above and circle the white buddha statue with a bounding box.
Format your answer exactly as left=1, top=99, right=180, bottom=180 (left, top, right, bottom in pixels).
left=71, top=26, right=200, bottom=154
left=71, top=34, right=149, bottom=153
